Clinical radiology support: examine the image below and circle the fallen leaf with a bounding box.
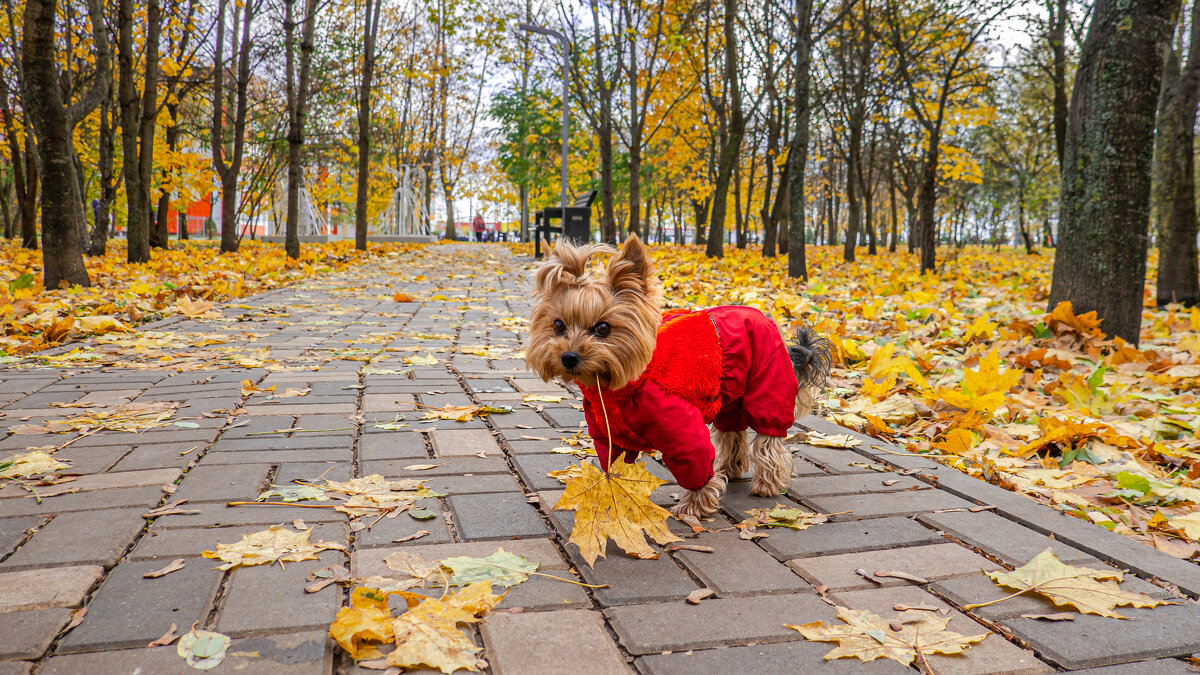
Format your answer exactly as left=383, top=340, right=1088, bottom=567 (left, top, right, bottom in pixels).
left=740, top=504, right=829, bottom=530
left=149, top=623, right=179, bottom=647
left=306, top=564, right=351, bottom=593
left=967, top=548, right=1172, bottom=618
left=177, top=628, right=231, bottom=670
left=65, top=607, right=87, bottom=632
left=441, top=548, right=537, bottom=588
left=789, top=606, right=988, bottom=666
left=1020, top=612, right=1076, bottom=621
left=393, top=530, right=431, bottom=543
left=404, top=354, right=439, bottom=366
left=144, top=559, right=186, bottom=579
left=177, top=296, right=217, bottom=319
left=404, top=464, right=439, bottom=471
left=419, top=404, right=512, bottom=422
left=256, top=484, right=328, bottom=503
left=329, top=587, right=394, bottom=661
left=522, top=394, right=563, bottom=403
left=201, top=525, right=346, bottom=571
left=553, top=460, right=682, bottom=566
left=0, top=450, right=69, bottom=479
left=685, top=588, right=715, bottom=604
left=386, top=582, right=505, bottom=672
left=665, top=543, right=715, bottom=553
left=806, top=432, right=863, bottom=449
left=873, top=569, right=930, bottom=584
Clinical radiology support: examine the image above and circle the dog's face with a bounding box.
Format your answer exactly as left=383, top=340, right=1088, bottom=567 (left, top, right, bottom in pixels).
left=525, top=235, right=662, bottom=390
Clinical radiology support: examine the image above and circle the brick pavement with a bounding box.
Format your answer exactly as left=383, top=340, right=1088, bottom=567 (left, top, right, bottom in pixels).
left=2, top=243, right=1199, bottom=673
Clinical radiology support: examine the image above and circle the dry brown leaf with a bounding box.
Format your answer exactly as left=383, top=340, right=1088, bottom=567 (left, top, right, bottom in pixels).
left=685, top=588, right=715, bottom=604
left=966, top=548, right=1172, bottom=618
left=143, top=559, right=186, bottom=579
left=393, top=530, right=431, bottom=543
left=148, top=623, right=179, bottom=647
left=789, top=606, right=987, bottom=666
left=553, top=460, right=681, bottom=566
left=201, top=525, right=346, bottom=571
left=874, top=569, right=930, bottom=584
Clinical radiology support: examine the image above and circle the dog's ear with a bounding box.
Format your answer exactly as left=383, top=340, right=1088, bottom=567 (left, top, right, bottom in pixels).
left=535, top=239, right=611, bottom=295
left=607, top=234, right=654, bottom=295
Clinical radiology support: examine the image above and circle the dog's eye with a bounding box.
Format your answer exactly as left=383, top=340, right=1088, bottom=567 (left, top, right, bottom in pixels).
left=552, top=319, right=566, bottom=336
left=593, top=322, right=611, bottom=337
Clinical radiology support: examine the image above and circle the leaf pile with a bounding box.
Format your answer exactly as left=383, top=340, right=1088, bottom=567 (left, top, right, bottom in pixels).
left=0, top=239, right=426, bottom=355
left=740, top=504, right=829, bottom=530
left=553, top=460, right=681, bottom=566
left=577, top=244, right=1200, bottom=558
left=7, top=401, right=181, bottom=435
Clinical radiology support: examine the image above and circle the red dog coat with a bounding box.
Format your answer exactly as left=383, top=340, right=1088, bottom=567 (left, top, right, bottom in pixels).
left=579, top=306, right=799, bottom=491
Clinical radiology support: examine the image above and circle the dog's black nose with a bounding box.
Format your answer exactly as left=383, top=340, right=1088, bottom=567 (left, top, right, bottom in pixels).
left=560, top=351, right=581, bottom=369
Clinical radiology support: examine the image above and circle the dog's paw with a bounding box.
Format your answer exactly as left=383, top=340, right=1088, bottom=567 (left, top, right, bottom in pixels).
left=672, top=473, right=726, bottom=518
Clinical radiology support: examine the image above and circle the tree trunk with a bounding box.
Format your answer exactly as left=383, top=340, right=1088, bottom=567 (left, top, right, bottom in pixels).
left=1155, top=0, right=1200, bottom=307
left=152, top=106, right=180, bottom=250
left=354, top=0, right=382, bottom=251
left=22, top=0, right=90, bottom=286
left=1016, top=178, right=1034, bottom=253
left=706, top=0, right=744, bottom=259
left=786, top=0, right=813, bottom=280
left=888, top=153, right=898, bottom=253
left=90, top=86, right=114, bottom=256
left=915, top=139, right=939, bottom=272
left=284, top=0, right=319, bottom=259
left=20, top=137, right=37, bottom=250
left=1048, top=0, right=1178, bottom=343
left=1050, top=0, right=1068, bottom=169
left=692, top=198, right=707, bottom=245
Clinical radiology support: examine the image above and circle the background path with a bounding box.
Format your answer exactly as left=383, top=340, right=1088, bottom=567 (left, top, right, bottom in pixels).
left=1, top=243, right=1199, bottom=674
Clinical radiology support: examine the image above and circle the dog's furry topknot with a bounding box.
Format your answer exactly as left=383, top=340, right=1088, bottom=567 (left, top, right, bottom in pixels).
left=788, top=328, right=833, bottom=390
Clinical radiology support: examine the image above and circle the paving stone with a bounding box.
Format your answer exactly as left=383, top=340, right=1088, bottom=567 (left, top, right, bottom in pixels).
left=172, top=463, right=272, bottom=503
left=789, top=443, right=880, bottom=473
left=759, top=516, right=945, bottom=559
left=274, top=461, right=352, bottom=484
left=931, top=572, right=1179, bottom=622
left=1068, top=660, right=1198, bottom=674
left=488, top=409, right=551, bottom=429
left=1003, top=602, right=1200, bottom=669
left=637, top=640, right=910, bottom=674
left=42, top=631, right=331, bottom=674
left=830, top=585, right=1053, bottom=675
left=203, top=448, right=353, bottom=465
left=243, top=402, right=355, bottom=416
left=365, top=456, right=510, bottom=477
left=2, top=508, right=145, bottom=569
left=218, top=551, right=344, bottom=635
left=0, top=516, right=42, bottom=558
left=802, top=489, right=974, bottom=521
left=47, top=445, right=128, bottom=473
left=541, top=407, right=584, bottom=428
left=673, top=531, right=811, bottom=597
left=447, top=493, right=548, bottom=540
left=353, top=538, right=567, bottom=578
left=152, top=502, right=347, bottom=529
left=131, top=522, right=345, bottom=560
left=420, top=473, right=523, bottom=495
left=0, top=661, right=31, bottom=675
left=918, top=509, right=1098, bottom=566
left=354, top=499, right=451, bottom=548
left=60, top=557, right=222, bottom=652
left=605, top=593, right=837, bottom=654
left=109, top=443, right=202, bottom=471
left=789, top=472, right=925, bottom=497
left=511, top=453, right=581, bottom=491
left=213, top=436, right=349, bottom=451
left=503, top=438, right=574, bottom=454
left=787, top=543, right=999, bottom=591
left=360, top=431, right=428, bottom=460
left=486, top=575, right=589, bottom=611
left=0, top=608, right=71, bottom=659
left=0, top=565, right=102, bottom=612
left=482, top=610, right=629, bottom=675
left=0, top=467, right=179, bottom=500
left=431, top=429, right=501, bottom=457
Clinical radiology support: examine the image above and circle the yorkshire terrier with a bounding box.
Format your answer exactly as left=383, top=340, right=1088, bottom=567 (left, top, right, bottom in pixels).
left=525, top=234, right=831, bottom=517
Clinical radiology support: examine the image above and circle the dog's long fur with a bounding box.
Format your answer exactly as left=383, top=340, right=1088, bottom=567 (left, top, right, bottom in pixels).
left=526, top=235, right=829, bottom=517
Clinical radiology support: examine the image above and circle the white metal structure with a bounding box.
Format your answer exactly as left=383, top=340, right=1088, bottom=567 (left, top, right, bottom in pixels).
left=373, top=165, right=432, bottom=237
left=271, top=178, right=331, bottom=237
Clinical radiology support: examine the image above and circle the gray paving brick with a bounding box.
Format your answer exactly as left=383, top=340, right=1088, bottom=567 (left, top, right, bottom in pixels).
left=202, top=448, right=353, bottom=465
left=172, top=463, right=272, bottom=503
left=674, top=531, right=811, bottom=597
left=152, top=502, right=347, bottom=529
left=788, top=542, right=999, bottom=591
left=218, top=551, right=344, bottom=635
left=919, top=509, right=1098, bottom=566
left=0, top=566, right=101, bottom=611
left=0, top=516, right=42, bottom=558
left=759, top=516, right=945, bottom=559
left=1, top=508, right=145, bottom=569
left=789, top=472, right=924, bottom=497
left=360, top=431, right=428, bottom=460
left=353, top=538, right=568, bottom=578
left=830, top=585, right=1052, bottom=675
left=512, top=453, right=581, bottom=491
left=0, top=608, right=71, bottom=659
left=605, top=593, right=836, bottom=654
left=482, top=610, right=629, bottom=675
left=431, top=429, right=501, bottom=457
left=0, top=486, right=163, bottom=517
left=637, top=640, right=910, bottom=674
left=789, top=443, right=880, bottom=473
left=109, top=442, right=201, bottom=471
left=447, top=492, right=548, bottom=540
left=803, top=488, right=974, bottom=520
left=0, top=468, right=179, bottom=499
left=59, top=557, right=222, bottom=652
left=420, top=473, right=523, bottom=495
left=365, top=456, right=510, bottom=477
left=0, top=661, right=32, bottom=675
left=1003, top=603, right=1200, bottom=669
left=1069, top=660, right=1198, bottom=674
left=42, top=631, right=331, bottom=674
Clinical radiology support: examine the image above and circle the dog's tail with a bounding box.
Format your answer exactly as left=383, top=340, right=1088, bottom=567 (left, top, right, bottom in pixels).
left=788, top=327, right=832, bottom=391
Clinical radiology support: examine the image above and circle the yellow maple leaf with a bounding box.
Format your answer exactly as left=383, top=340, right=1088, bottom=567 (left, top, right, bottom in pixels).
left=789, top=606, right=988, bottom=666
left=387, top=583, right=504, bottom=673
left=553, top=461, right=681, bottom=566
left=201, top=525, right=346, bottom=571
left=0, top=450, right=70, bottom=479
left=177, top=295, right=217, bottom=319
left=1045, top=301, right=1105, bottom=340
left=329, top=587, right=394, bottom=661
left=965, top=548, right=1171, bottom=618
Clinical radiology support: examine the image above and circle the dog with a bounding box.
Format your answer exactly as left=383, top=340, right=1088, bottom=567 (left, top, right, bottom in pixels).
left=524, top=234, right=831, bottom=517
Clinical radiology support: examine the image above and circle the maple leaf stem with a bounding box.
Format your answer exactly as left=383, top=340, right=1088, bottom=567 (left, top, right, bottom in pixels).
left=962, top=587, right=1032, bottom=610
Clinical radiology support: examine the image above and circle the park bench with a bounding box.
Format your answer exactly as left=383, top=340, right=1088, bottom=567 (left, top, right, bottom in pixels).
left=533, top=189, right=597, bottom=258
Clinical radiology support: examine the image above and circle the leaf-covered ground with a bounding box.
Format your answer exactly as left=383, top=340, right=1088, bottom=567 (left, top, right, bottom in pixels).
left=516, top=242, right=1200, bottom=561
left=0, top=239, right=425, bottom=356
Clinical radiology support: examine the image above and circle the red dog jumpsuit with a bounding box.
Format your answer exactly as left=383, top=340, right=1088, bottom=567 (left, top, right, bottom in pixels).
left=578, top=306, right=799, bottom=491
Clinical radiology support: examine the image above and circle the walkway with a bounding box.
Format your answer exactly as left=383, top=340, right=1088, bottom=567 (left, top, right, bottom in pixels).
left=2, top=244, right=1199, bottom=674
